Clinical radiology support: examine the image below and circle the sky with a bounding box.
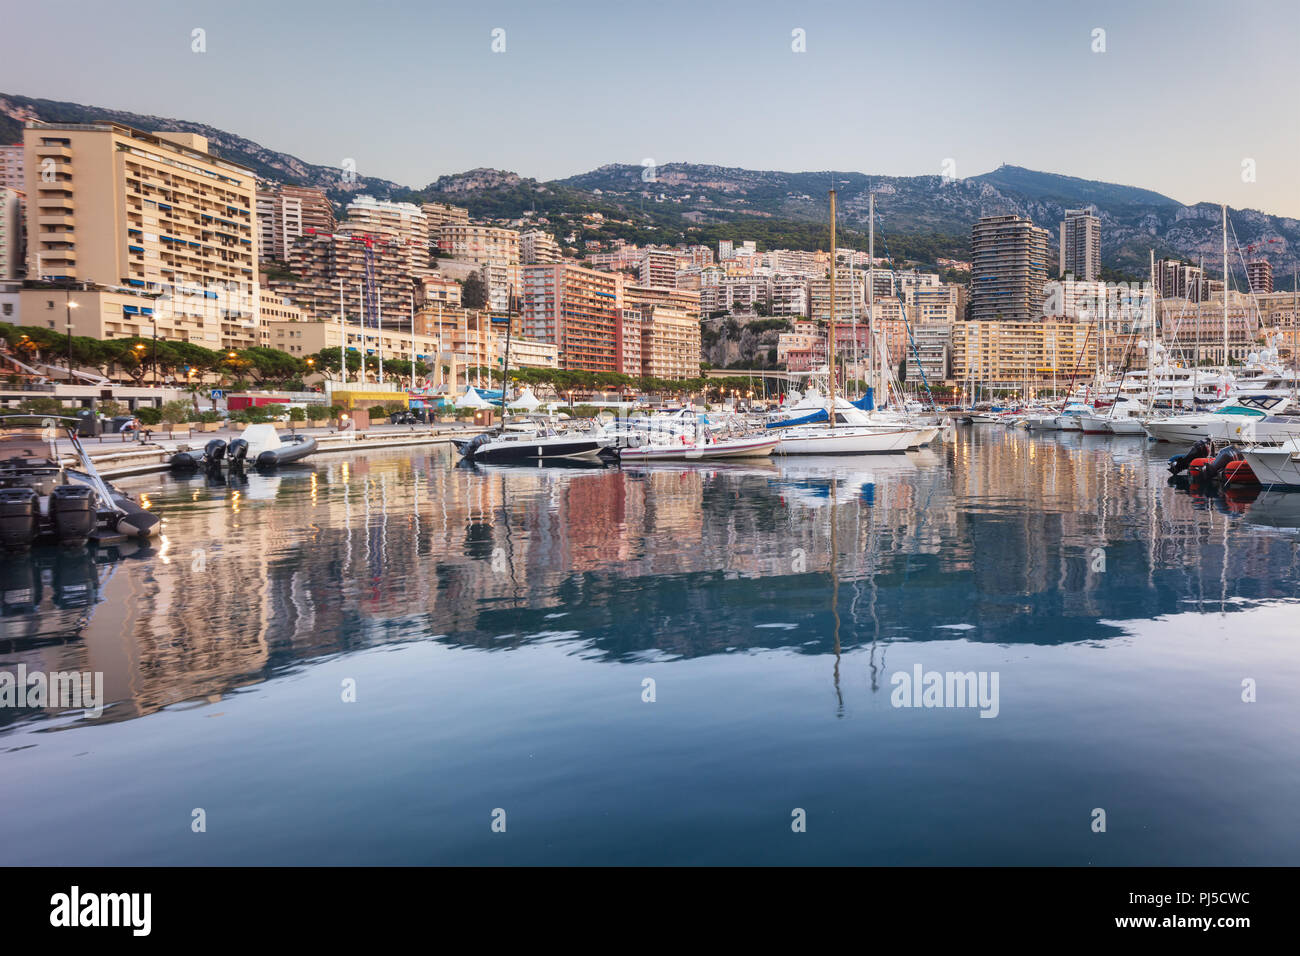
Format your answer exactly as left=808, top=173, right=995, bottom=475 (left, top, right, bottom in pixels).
left=4, top=0, right=1299, bottom=217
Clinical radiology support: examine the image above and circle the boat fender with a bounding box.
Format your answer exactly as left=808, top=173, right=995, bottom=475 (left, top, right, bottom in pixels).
left=255, top=450, right=278, bottom=470
left=113, top=497, right=161, bottom=539
left=169, top=451, right=201, bottom=471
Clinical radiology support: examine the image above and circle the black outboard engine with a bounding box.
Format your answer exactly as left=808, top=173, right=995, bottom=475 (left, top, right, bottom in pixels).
left=227, top=438, right=249, bottom=478
left=169, top=449, right=202, bottom=472
left=1203, top=447, right=1243, bottom=482
left=0, top=487, right=40, bottom=549
left=1168, top=439, right=1211, bottom=475
left=460, top=432, right=495, bottom=459
left=50, top=484, right=96, bottom=545
left=204, top=439, right=228, bottom=479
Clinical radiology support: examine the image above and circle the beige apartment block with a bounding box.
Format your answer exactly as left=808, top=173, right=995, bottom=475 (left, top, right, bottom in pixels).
left=640, top=305, right=701, bottom=380
left=22, top=122, right=259, bottom=348
left=951, top=320, right=1096, bottom=388
left=0, top=187, right=22, bottom=280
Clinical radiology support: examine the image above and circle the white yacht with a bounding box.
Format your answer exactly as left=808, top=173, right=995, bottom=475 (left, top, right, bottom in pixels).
left=1142, top=396, right=1287, bottom=444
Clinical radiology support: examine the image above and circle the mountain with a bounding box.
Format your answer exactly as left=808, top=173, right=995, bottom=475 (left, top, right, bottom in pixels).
left=4, top=93, right=1297, bottom=284
left=0, top=92, right=406, bottom=202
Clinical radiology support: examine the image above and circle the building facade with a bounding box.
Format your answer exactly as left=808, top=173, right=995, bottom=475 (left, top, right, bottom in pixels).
left=970, top=215, right=1051, bottom=323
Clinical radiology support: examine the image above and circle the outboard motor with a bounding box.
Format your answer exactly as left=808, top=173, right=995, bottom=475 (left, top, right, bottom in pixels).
left=228, top=439, right=249, bottom=465
left=169, top=450, right=202, bottom=472
left=1168, top=439, right=1211, bottom=476
left=1203, top=447, right=1243, bottom=482
left=0, top=487, right=41, bottom=549
left=459, top=432, right=495, bottom=459
left=204, top=439, right=228, bottom=480
left=50, top=484, right=97, bottom=545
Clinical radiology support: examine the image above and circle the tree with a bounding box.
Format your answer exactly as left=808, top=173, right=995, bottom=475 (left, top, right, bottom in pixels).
left=160, top=400, right=193, bottom=425
left=462, top=272, right=489, bottom=310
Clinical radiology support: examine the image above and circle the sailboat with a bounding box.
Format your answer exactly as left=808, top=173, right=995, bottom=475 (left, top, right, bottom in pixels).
left=773, top=188, right=921, bottom=455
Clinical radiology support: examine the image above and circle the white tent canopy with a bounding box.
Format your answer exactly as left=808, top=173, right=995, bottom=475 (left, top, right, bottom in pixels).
left=455, top=387, right=492, bottom=410
left=507, top=388, right=541, bottom=411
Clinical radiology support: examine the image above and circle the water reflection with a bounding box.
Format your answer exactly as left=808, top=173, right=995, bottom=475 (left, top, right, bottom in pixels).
left=1, top=428, right=1298, bottom=732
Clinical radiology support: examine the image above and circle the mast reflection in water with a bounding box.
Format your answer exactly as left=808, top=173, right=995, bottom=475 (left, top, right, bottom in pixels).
left=1, top=428, right=1297, bottom=865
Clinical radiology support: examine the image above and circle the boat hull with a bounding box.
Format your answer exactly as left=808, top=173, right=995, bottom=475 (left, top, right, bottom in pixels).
left=775, top=428, right=913, bottom=455
left=618, top=437, right=778, bottom=461
left=472, top=439, right=609, bottom=463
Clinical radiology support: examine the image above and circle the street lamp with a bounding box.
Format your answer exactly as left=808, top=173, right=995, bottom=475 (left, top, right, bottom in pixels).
left=65, top=295, right=79, bottom=384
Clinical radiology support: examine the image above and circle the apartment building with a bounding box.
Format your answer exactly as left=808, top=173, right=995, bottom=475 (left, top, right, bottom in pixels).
left=344, top=195, right=431, bottom=277
left=624, top=283, right=700, bottom=320
left=903, top=284, right=962, bottom=325
left=1157, top=294, right=1261, bottom=366
left=501, top=335, right=559, bottom=371
left=766, top=249, right=824, bottom=276
left=280, top=229, right=419, bottom=326
left=1060, top=208, right=1101, bottom=281
left=808, top=274, right=865, bottom=323
left=1155, top=259, right=1209, bottom=301
left=421, top=202, right=469, bottom=230
left=0, top=146, right=23, bottom=191
left=699, top=277, right=763, bottom=315
left=22, top=121, right=259, bottom=350
left=905, top=323, right=953, bottom=385
left=1247, top=259, right=1274, bottom=294
left=951, top=320, right=1096, bottom=388
left=640, top=248, right=678, bottom=288
left=0, top=188, right=22, bottom=280
left=522, top=262, right=622, bottom=373
left=767, top=275, right=808, bottom=316
left=419, top=274, right=462, bottom=309
left=618, top=308, right=644, bottom=376
left=640, top=306, right=700, bottom=380
left=970, top=215, right=1051, bottom=323
left=438, top=222, right=519, bottom=265
left=521, top=229, right=561, bottom=264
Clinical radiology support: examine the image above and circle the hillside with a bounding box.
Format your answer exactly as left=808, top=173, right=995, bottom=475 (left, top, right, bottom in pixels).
left=3, top=93, right=1297, bottom=284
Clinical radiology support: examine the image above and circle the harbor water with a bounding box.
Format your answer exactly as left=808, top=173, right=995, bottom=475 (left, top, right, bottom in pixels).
left=1, top=428, right=1298, bottom=865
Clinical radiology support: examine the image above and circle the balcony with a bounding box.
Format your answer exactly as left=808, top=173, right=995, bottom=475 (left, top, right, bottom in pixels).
left=38, top=195, right=74, bottom=211
left=38, top=214, right=75, bottom=228
left=34, top=144, right=71, bottom=159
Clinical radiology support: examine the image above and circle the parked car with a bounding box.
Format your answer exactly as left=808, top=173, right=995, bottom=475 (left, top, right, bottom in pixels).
left=388, top=411, right=419, bottom=425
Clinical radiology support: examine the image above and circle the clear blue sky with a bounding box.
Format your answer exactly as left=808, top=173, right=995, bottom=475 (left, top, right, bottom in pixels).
left=4, top=0, right=1298, bottom=216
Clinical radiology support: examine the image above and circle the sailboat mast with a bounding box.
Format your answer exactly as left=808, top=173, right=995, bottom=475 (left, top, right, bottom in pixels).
left=868, top=192, right=875, bottom=402
left=1222, top=203, right=1230, bottom=375
left=828, top=188, right=837, bottom=428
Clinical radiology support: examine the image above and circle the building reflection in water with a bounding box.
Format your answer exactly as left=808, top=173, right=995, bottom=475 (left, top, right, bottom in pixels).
left=2, top=427, right=1298, bottom=733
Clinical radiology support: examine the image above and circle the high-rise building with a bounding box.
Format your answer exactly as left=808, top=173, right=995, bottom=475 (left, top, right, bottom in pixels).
left=521, top=229, right=561, bottom=265
left=21, top=122, right=259, bottom=346
left=256, top=184, right=335, bottom=264
left=1247, top=259, right=1274, bottom=294
left=344, top=195, right=430, bottom=277
left=0, top=187, right=23, bottom=280
left=278, top=229, right=419, bottom=326
left=970, top=215, right=1051, bottom=323
left=1155, top=259, right=1208, bottom=301
left=640, top=306, right=700, bottom=380
left=0, top=146, right=23, bottom=192
left=1060, top=208, right=1101, bottom=280
left=421, top=202, right=469, bottom=229
left=522, top=262, right=622, bottom=373
left=640, top=248, right=678, bottom=288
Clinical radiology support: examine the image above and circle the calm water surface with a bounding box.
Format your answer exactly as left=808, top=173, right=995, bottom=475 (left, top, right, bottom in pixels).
left=2, top=428, right=1298, bottom=865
